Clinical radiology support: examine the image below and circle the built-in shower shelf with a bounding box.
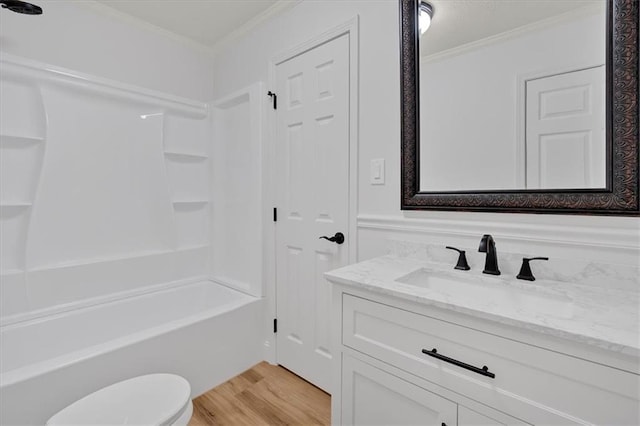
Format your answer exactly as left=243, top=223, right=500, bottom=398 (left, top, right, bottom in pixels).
left=172, top=200, right=209, bottom=206
left=164, top=151, right=208, bottom=161
left=0, top=134, right=45, bottom=145
left=0, top=269, right=24, bottom=277
left=176, top=244, right=209, bottom=251
left=0, top=202, right=32, bottom=209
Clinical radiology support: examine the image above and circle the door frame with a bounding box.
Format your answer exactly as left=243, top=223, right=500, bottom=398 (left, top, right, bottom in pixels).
left=263, top=17, right=360, bottom=364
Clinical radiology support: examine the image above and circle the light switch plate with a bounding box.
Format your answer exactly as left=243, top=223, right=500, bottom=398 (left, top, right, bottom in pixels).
left=370, top=159, right=385, bottom=185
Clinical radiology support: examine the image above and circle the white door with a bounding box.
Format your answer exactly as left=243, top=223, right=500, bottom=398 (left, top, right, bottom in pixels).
left=525, top=66, right=605, bottom=189
left=275, top=34, right=350, bottom=392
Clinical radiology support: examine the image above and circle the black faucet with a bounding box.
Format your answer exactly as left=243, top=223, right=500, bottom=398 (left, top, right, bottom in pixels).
left=478, top=234, right=500, bottom=275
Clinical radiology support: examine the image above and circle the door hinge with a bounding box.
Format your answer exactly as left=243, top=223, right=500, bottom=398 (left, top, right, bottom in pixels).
left=273, top=207, right=277, bottom=222
left=273, top=318, right=278, bottom=333
left=267, top=91, right=277, bottom=110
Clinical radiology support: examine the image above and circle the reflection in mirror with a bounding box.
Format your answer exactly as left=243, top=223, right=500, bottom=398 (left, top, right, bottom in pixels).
left=418, top=1, right=607, bottom=192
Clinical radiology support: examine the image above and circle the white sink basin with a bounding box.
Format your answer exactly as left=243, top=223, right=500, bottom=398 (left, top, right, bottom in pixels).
left=396, top=268, right=574, bottom=319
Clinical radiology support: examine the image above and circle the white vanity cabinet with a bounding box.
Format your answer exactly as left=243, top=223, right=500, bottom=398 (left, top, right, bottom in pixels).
left=342, top=354, right=457, bottom=426
left=341, top=353, right=525, bottom=426
left=330, top=286, right=640, bottom=426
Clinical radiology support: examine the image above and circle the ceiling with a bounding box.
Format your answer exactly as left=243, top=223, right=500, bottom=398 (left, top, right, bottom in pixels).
left=91, top=0, right=603, bottom=54
left=93, top=0, right=287, bottom=48
left=421, top=0, right=605, bottom=57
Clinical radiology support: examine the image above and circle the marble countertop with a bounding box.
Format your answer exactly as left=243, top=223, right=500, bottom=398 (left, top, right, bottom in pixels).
left=325, top=255, right=640, bottom=358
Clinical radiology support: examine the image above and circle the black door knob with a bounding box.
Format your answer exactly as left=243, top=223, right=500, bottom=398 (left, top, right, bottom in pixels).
left=319, top=232, right=345, bottom=244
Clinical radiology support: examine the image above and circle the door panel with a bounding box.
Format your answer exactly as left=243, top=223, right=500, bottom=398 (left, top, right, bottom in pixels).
left=275, top=34, right=350, bottom=392
left=525, top=66, right=605, bottom=189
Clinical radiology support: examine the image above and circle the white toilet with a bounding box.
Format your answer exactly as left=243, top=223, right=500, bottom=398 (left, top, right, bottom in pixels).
left=46, top=374, right=193, bottom=426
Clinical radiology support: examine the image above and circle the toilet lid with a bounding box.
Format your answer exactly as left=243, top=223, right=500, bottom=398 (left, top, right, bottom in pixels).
left=47, top=374, right=191, bottom=426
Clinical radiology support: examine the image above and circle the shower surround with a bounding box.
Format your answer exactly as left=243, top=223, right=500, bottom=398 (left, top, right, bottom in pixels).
left=0, top=54, right=268, bottom=424
left=0, top=54, right=211, bottom=321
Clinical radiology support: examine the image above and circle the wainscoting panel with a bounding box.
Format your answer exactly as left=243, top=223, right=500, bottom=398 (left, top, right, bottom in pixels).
left=357, top=214, right=640, bottom=267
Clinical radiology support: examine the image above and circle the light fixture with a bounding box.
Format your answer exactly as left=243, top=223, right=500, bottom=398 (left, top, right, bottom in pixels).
left=0, top=0, right=42, bottom=15
left=419, top=2, right=434, bottom=35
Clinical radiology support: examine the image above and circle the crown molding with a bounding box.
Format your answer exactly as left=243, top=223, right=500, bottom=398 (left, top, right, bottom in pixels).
left=421, top=3, right=604, bottom=65
left=75, top=0, right=217, bottom=56
left=75, top=0, right=300, bottom=57
left=212, top=0, right=303, bottom=54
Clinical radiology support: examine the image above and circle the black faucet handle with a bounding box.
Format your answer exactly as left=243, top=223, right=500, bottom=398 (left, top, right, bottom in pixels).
left=524, top=256, right=550, bottom=262
left=445, top=246, right=470, bottom=271
left=517, top=257, right=549, bottom=281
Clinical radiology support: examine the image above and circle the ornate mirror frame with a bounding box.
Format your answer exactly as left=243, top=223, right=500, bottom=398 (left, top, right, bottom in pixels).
left=400, top=0, right=639, bottom=215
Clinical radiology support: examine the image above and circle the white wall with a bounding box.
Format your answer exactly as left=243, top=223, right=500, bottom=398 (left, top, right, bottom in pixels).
left=0, top=1, right=215, bottom=320
left=420, top=10, right=605, bottom=191
left=213, top=0, right=639, bottom=274
left=0, top=0, right=215, bottom=101
left=2, top=0, right=634, bottom=322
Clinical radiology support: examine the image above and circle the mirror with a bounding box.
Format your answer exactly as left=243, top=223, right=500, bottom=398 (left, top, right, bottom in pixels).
left=400, top=0, right=639, bottom=214
left=420, top=1, right=606, bottom=191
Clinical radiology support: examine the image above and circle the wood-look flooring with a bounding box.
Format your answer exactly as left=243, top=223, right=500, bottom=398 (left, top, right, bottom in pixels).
left=189, top=362, right=330, bottom=426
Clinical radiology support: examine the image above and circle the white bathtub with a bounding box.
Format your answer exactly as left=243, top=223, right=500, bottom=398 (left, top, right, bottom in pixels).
left=0, top=280, right=264, bottom=425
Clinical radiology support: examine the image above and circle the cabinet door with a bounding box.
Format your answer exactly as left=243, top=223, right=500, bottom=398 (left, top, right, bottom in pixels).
left=458, top=406, right=527, bottom=426
left=342, top=354, right=457, bottom=426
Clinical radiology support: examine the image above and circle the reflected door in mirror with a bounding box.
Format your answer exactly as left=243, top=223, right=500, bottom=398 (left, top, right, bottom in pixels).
left=525, top=66, right=605, bottom=189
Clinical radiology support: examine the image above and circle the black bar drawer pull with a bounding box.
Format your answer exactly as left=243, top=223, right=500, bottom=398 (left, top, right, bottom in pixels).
left=422, top=348, right=495, bottom=379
